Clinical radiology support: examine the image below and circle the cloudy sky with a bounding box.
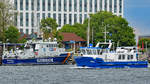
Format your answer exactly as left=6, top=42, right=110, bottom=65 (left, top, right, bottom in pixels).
left=124, top=0, right=150, bottom=35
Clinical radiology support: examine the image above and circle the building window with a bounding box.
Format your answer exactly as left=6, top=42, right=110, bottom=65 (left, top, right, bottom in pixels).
left=26, top=13, right=29, bottom=27
left=20, top=13, right=23, bottom=26
left=64, top=0, right=67, bottom=12
left=64, top=14, right=67, bottom=24
left=48, top=0, right=51, bottom=11
left=58, top=0, right=61, bottom=11
left=37, top=13, right=40, bottom=27
left=79, top=0, right=82, bottom=12
left=31, top=0, right=34, bottom=10
left=58, top=14, right=61, bottom=27
left=74, top=0, right=77, bottom=12
left=79, top=14, right=82, bottom=23
left=31, top=29, right=34, bottom=33
left=48, top=13, right=51, bottom=17
left=26, top=29, right=29, bottom=35
left=84, top=0, right=87, bottom=12
left=114, top=0, right=117, bottom=13
left=42, top=13, right=45, bottom=19
left=14, top=13, right=17, bottom=26
left=53, top=0, right=56, bottom=11
left=14, top=0, right=17, bottom=10
left=69, top=14, right=72, bottom=25
left=119, top=0, right=122, bottom=13
left=100, top=0, right=102, bottom=11
left=74, top=14, right=77, bottom=23
left=95, top=0, right=97, bottom=12
left=90, top=0, right=92, bottom=12
left=84, top=14, right=87, bottom=19
left=20, top=29, right=23, bottom=33
left=37, top=0, right=40, bottom=11
left=31, top=13, right=34, bottom=27
left=26, top=0, right=29, bottom=10
left=104, top=0, right=107, bottom=11
left=42, top=0, right=45, bottom=11
left=69, top=0, right=72, bottom=12
left=20, top=0, right=23, bottom=10
left=109, top=0, right=112, bottom=12
left=53, top=13, right=56, bottom=20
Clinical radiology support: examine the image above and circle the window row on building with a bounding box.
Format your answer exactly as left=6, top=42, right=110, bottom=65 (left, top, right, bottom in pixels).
left=12, top=0, right=123, bottom=34
left=15, top=12, right=91, bottom=33
left=14, top=0, right=123, bottom=13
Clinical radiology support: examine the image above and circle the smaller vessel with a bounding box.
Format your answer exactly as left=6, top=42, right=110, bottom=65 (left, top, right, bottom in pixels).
left=74, top=41, right=148, bottom=68
left=2, top=39, right=72, bottom=65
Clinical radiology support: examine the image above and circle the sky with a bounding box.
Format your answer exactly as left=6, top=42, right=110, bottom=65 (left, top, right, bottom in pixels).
left=124, top=0, right=150, bottom=36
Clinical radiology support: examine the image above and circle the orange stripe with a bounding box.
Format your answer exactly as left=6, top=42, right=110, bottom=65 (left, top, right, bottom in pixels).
left=62, top=53, right=71, bottom=64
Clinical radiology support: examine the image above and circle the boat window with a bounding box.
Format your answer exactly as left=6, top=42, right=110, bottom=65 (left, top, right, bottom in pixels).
left=93, top=50, right=97, bottom=55
left=122, top=55, right=125, bottom=60
left=86, top=49, right=92, bottom=55
left=131, top=55, right=133, bottom=59
left=118, top=55, right=121, bottom=60
left=127, top=55, right=130, bottom=60
left=89, top=49, right=92, bottom=55
left=81, top=49, right=86, bottom=54
left=97, top=50, right=100, bottom=55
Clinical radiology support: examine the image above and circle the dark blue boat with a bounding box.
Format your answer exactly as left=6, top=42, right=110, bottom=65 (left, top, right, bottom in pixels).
left=74, top=42, right=148, bottom=68
left=3, top=56, right=70, bottom=65
left=74, top=56, right=148, bottom=68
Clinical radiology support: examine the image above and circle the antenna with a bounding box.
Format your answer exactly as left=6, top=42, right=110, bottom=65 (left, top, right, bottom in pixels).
left=103, top=24, right=109, bottom=43
left=87, top=16, right=90, bottom=47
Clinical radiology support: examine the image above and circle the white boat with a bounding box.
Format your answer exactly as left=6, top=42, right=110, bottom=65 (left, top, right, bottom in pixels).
left=2, top=39, right=72, bottom=65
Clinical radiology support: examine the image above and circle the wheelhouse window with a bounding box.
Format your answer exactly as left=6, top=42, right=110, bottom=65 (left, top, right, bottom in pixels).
left=122, top=55, right=125, bottom=59
left=118, top=55, right=121, bottom=60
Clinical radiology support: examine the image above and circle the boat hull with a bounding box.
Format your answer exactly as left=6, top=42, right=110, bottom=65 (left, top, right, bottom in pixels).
left=2, top=53, right=72, bottom=65
left=74, top=56, right=148, bottom=68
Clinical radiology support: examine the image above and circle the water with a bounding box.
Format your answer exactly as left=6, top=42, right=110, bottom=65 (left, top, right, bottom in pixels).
left=0, top=65, right=150, bottom=84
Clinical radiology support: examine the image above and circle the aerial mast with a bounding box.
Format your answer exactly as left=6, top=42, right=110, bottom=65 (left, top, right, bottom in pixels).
left=87, top=16, right=90, bottom=47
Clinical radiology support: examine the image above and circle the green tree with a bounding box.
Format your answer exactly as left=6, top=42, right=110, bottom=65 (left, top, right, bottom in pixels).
left=60, top=11, right=136, bottom=47
left=0, top=1, right=14, bottom=42
left=59, top=23, right=87, bottom=40
left=84, top=11, right=136, bottom=46
left=5, top=26, right=20, bottom=43
left=40, top=18, right=58, bottom=40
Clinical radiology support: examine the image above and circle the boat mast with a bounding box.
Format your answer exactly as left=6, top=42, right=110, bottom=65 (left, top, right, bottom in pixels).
left=103, top=24, right=109, bottom=43
left=87, top=16, right=90, bottom=47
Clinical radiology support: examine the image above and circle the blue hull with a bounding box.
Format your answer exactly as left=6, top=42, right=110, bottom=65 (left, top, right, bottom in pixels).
left=2, top=53, right=72, bottom=65
left=74, top=56, right=148, bottom=68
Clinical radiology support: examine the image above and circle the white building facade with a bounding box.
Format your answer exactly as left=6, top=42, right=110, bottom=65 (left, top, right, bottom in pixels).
left=12, top=0, right=124, bottom=35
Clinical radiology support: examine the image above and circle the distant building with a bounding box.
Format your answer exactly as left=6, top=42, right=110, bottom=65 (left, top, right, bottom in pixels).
left=139, top=35, right=150, bottom=40
left=61, top=33, right=86, bottom=49
left=11, top=0, right=124, bottom=35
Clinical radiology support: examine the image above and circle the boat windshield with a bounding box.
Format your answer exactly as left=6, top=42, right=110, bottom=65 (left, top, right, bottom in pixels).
left=80, top=48, right=104, bottom=55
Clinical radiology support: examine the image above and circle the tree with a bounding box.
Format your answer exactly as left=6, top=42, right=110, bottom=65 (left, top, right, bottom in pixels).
left=60, top=11, right=136, bottom=47
left=84, top=11, right=136, bottom=46
left=59, top=23, right=87, bottom=40
left=0, top=0, right=14, bottom=42
left=5, top=26, right=20, bottom=43
left=40, top=18, right=58, bottom=40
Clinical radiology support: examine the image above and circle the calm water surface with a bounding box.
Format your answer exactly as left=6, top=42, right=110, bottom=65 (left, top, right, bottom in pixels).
left=0, top=65, right=150, bottom=84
